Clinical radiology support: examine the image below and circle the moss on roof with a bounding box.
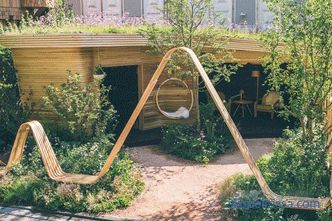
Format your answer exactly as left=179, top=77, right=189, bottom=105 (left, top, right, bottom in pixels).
left=0, top=22, right=261, bottom=40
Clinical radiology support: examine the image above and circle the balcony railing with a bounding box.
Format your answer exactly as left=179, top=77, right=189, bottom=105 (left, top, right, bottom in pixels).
left=21, top=0, right=54, bottom=8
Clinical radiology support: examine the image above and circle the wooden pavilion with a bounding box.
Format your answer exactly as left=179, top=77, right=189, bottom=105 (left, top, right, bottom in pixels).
left=0, top=34, right=331, bottom=132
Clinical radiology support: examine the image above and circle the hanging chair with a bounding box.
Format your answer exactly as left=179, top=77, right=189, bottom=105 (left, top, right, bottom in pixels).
left=155, top=78, right=194, bottom=119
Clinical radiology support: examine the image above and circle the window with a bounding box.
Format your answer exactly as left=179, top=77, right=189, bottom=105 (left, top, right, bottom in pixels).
left=123, top=0, right=143, bottom=17
left=234, top=0, right=256, bottom=25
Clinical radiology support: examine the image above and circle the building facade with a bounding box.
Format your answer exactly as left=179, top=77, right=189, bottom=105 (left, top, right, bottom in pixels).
left=0, top=0, right=54, bottom=23
left=65, top=0, right=274, bottom=29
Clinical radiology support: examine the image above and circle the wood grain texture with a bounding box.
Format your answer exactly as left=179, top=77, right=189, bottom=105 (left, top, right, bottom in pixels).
left=1, top=48, right=331, bottom=211
left=21, top=0, right=54, bottom=8
left=0, top=34, right=269, bottom=53
left=4, top=34, right=331, bottom=131
left=0, top=0, right=21, bottom=20
left=94, top=46, right=161, bottom=66
left=0, top=0, right=54, bottom=20
left=12, top=47, right=94, bottom=111
left=139, top=63, right=197, bottom=130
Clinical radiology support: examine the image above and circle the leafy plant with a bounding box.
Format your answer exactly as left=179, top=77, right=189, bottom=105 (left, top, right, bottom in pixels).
left=259, top=127, right=330, bottom=198
left=263, top=0, right=332, bottom=142
left=0, top=139, right=144, bottom=213
left=241, top=1, right=332, bottom=219
left=221, top=127, right=330, bottom=221
left=161, top=102, right=232, bottom=163
left=0, top=55, right=143, bottom=213
left=139, top=0, right=237, bottom=97
left=0, top=47, right=28, bottom=151
left=42, top=72, right=117, bottom=142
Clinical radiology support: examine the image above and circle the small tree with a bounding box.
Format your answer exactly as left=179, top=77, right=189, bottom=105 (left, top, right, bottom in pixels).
left=141, top=0, right=236, bottom=85
left=140, top=0, right=237, bottom=127
left=264, top=0, right=332, bottom=142
left=42, top=72, right=117, bottom=142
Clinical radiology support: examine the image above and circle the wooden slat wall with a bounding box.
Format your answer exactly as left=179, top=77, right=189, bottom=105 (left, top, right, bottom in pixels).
left=0, top=0, right=20, bottom=7
left=21, top=0, right=54, bottom=8
left=94, top=47, right=197, bottom=130
left=0, top=35, right=148, bottom=48
left=2, top=34, right=331, bottom=132
left=0, top=0, right=54, bottom=20
left=230, top=50, right=266, bottom=64
left=11, top=46, right=196, bottom=130
left=94, top=46, right=160, bottom=66
left=12, top=47, right=94, bottom=111
left=0, top=0, right=21, bottom=20
left=8, top=44, right=332, bottom=132
left=0, top=35, right=268, bottom=52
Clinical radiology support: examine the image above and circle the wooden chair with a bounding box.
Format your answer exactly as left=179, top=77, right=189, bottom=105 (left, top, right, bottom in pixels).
left=254, top=91, right=281, bottom=119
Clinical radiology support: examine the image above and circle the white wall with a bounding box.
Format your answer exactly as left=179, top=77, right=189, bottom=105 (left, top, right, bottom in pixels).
left=83, top=0, right=102, bottom=16
left=103, top=0, right=122, bottom=17
left=144, top=0, right=163, bottom=19
left=65, top=0, right=274, bottom=28
left=214, top=0, right=233, bottom=25
left=257, top=0, right=274, bottom=29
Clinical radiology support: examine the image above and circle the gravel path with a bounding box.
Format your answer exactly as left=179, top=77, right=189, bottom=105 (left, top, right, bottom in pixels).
left=105, top=138, right=274, bottom=221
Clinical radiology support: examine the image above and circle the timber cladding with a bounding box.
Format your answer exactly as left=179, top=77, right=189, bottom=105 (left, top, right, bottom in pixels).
left=10, top=45, right=196, bottom=130
left=139, top=63, right=198, bottom=130
left=0, top=0, right=54, bottom=20
left=0, top=34, right=331, bottom=135
left=21, top=0, right=54, bottom=8
left=12, top=47, right=94, bottom=110
left=0, top=34, right=276, bottom=130
left=0, top=0, right=21, bottom=20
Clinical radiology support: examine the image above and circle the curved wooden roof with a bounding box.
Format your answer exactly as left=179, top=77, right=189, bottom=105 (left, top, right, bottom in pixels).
left=0, top=34, right=267, bottom=52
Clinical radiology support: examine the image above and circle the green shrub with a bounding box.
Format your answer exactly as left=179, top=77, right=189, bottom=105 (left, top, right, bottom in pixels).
left=42, top=72, right=117, bottom=142
left=317, top=208, right=332, bottom=221
left=0, top=139, right=144, bottom=213
left=161, top=102, right=232, bottom=163
left=0, top=66, right=143, bottom=213
left=258, top=128, right=330, bottom=198
left=221, top=127, right=331, bottom=221
left=0, top=47, right=28, bottom=151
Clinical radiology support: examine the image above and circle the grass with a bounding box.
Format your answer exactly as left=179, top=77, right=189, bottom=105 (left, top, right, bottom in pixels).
left=1, top=23, right=144, bottom=35
left=0, top=22, right=262, bottom=40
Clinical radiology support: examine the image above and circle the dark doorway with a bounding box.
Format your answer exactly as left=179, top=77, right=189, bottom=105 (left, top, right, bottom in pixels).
left=102, top=65, right=139, bottom=134
left=200, top=64, right=296, bottom=138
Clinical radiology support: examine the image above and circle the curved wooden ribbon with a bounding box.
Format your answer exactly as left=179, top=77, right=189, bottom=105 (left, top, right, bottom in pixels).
left=0, top=47, right=331, bottom=210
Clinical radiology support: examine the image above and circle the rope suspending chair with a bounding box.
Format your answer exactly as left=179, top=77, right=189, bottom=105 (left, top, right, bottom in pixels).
left=0, top=47, right=331, bottom=210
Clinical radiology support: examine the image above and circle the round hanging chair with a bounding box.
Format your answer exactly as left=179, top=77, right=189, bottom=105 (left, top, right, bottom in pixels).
left=156, top=78, right=194, bottom=119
